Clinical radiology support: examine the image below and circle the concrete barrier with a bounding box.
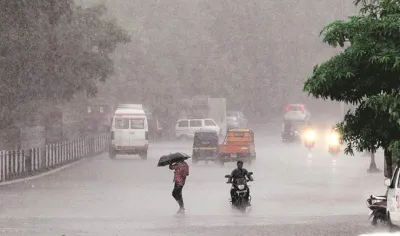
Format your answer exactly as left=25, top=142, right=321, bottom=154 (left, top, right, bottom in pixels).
left=0, top=133, right=109, bottom=183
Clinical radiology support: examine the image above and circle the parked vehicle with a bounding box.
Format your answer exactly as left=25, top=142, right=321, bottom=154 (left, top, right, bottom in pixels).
left=175, top=118, right=220, bottom=139
left=384, top=165, right=400, bottom=230
left=366, top=194, right=387, bottom=226
left=218, top=129, right=256, bottom=165
left=109, top=104, right=149, bottom=160
left=192, top=130, right=219, bottom=164
left=227, top=111, right=248, bottom=129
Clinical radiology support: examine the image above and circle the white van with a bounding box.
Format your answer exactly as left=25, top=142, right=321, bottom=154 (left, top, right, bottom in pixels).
left=384, top=164, right=400, bottom=229
left=109, top=105, right=148, bottom=159
left=175, top=118, right=220, bottom=139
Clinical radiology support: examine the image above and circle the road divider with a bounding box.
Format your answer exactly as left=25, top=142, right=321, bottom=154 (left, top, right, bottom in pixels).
left=0, top=133, right=109, bottom=183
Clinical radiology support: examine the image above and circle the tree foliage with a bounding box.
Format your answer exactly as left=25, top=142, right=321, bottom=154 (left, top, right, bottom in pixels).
left=0, top=0, right=130, bottom=128
left=303, top=0, right=400, bottom=176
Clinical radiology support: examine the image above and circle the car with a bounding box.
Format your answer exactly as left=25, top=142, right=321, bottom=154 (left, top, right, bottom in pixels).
left=283, top=104, right=311, bottom=121
left=175, top=118, right=220, bottom=139
left=227, top=111, right=248, bottom=128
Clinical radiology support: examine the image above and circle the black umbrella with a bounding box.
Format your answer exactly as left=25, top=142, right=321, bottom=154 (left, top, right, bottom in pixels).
left=157, top=152, right=191, bottom=167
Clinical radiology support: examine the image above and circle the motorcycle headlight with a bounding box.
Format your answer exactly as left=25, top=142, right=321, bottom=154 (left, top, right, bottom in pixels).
left=329, top=133, right=340, bottom=145
left=238, top=185, right=245, bottom=190
left=304, top=130, right=316, bottom=141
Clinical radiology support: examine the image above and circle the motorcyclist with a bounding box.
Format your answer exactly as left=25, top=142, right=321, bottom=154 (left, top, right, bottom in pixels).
left=281, top=120, right=292, bottom=139
left=227, top=160, right=253, bottom=204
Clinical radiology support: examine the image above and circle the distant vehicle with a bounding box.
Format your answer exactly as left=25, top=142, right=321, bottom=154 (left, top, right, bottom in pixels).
left=109, top=104, right=149, bottom=160
left=148, top=117, right=163, bottom=140
left=178, top=96, right=227, bottom=137
left=175, top=118, right=220, bottom=139
left=283, top=104, right=311, bottom=121
left=281, top=120, right=308, bottom=144
left=227, top=111, right=248, bottom=129
left=328, top=129, right=342, bottom=155
left=192, top=130, right=219, bottom=164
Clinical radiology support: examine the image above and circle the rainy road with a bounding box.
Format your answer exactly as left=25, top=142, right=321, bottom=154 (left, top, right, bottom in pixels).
left=0, top=132, right=389, bottom=236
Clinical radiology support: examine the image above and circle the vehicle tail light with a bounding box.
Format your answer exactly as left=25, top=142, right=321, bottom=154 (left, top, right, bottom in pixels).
left=111, top=131, right=114, bottom=140
left=285, top=105, right=290, bottom=111
left=300, top=106, right=305, bottom=112
left=145, top=131, right=148, bottom=140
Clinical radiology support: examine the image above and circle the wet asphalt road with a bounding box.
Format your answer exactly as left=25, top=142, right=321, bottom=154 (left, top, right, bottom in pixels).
left=0, top=132, right=391, bottom=236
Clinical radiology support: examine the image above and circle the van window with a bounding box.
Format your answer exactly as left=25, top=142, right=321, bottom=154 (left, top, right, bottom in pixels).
left=190, top=120, right=202, bottom=127
left=115, top=117, right=129, bottom=129
left=205, top=120, right=216, bottom=126
left=131, top=119, right=144, bottom=129
left=178, top=120, right=188, bottom=127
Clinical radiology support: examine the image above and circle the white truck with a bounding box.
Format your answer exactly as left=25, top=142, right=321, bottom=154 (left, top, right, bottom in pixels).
left=109, top=104, right=149, bottom=159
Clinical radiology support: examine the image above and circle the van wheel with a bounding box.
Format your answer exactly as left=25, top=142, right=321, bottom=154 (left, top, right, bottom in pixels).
left=140, top=151, right=148, bottom=160
left=388, top=213, right=399, bottom=232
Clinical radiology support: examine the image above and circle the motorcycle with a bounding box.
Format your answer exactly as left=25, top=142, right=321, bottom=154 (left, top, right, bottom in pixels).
left=303, top=129, right=316, bottom=150
left=225, top=172, right=253, bottom=211
left=328, top=131, right=342, bottom=155
left=281, top=130, right=302, bottom=144
left=366, top=194, right=387, bottom=226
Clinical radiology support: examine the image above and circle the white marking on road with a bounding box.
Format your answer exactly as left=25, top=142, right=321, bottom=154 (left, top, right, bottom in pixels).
left=331, top=159, right=337, bottom=184
left=307, top=153, right=312, bottom=172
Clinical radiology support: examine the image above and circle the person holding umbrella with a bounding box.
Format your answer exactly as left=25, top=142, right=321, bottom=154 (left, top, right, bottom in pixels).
left=169, top=159, right=189, bottom=214
left=157, top=152, right=191, bottom=214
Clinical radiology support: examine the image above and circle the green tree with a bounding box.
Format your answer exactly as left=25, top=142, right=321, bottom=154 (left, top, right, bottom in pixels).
left=303, top=0, right=400, bottom=177
left=0, top=1, right=130, bottom=128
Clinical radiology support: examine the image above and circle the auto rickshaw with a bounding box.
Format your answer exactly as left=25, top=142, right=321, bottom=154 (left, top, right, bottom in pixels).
left=192, top=129, right=219, bottom=164
left=218, top=128, right=256, bottom=166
